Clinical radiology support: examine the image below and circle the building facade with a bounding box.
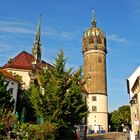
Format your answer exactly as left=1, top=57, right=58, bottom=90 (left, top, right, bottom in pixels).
left=82, top=10, right=108, bottom=132
left=2, top=17, right=51, bottom=89
left=127, top=66, right=140, bottom=135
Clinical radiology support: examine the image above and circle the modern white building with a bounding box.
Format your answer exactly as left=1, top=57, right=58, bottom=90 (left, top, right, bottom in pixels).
left=127, top=66, right=140, bottom=135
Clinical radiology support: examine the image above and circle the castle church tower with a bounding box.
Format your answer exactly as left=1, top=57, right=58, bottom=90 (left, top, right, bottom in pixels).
left=82, top=10, right=108, bottom=131
left=32, top=16, right=42, bottom=61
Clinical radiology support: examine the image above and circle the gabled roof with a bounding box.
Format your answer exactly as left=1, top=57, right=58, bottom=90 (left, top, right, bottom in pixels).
left=2, top=51, right=51, bottom=70
left=0, top=69, right=18, bottom=82
left=127, top=66, right=140, bottom=94
left=131, top=76, right=140, bottom=93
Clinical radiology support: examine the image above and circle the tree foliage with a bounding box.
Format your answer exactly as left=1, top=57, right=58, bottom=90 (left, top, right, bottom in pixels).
left=28, top=50, right=88, bottom=139
left=0, top=72, right=15, bottom=133
left=110, top=105, right=130, bottom=131
left=0, top=108, right=15, bottom=132
left=0, top=72, right=15, bottom=110
left=12, top=120, right=56, bottom=140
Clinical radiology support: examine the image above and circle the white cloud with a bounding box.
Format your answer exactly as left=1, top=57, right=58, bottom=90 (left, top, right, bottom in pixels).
left=45, top=27, right=75, bottom=40
left=107, top=34, right=130, bottom=44
left=0, top=20, right=34, bottom=34
left=0, top=26, right=34, bottom=34
left=0, top=18, right=77, bottom=40
left=61, top=31, right=74, bottom=40
left=0, top=19, right=32, bottom=27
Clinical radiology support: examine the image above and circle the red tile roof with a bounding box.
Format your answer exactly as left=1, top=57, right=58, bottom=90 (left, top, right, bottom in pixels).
left=2, top=51, right=51, bottom=70
left=0, top=69, right=18, bottom=82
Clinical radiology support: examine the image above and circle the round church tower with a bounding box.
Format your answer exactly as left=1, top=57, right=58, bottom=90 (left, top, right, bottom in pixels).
left=82, top=10, right=108, bottom=132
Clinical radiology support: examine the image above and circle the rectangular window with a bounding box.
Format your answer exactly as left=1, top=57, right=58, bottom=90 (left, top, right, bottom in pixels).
left=98, top=57, right=102, bottom=63
left=92, top=106, right=97, bottom=112
left=90, top=67, right=94, bottom=72
left=92, top=96, right=96, bottom=101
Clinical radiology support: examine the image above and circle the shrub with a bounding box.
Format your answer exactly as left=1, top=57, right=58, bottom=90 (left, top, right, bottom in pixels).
left=12, top=121, right=56, bottom=140
left=0, top=108, right=15, bottom=132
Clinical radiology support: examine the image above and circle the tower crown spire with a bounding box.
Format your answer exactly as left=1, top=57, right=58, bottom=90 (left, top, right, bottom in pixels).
left=82, top=9, right=106, bottom=54
left=91, top=8, right=96, bottom=27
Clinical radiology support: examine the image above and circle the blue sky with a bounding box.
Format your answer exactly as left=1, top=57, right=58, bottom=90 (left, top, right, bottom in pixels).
left=0, top=0, right=140, bottom=112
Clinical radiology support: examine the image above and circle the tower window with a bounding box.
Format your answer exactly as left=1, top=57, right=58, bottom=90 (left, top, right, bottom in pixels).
left=98, top=57, right=102, bottom=63
left=92, top=96, right=96, bottom=101
left=97, top=36, right=102, bottom=44
left=89, top=37, right=94, bottom=44
left=92, top=106, right=97, bottom=112
left=90, top=67, right=94, bottom=72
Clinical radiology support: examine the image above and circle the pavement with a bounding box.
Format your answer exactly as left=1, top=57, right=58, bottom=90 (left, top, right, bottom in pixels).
left=87, top=132, right=130, bottom=140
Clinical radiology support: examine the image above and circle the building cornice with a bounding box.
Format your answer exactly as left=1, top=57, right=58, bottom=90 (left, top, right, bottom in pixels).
left=83, top=49, right=105, bottom=57
left=88, top=92, right=108, bottom=96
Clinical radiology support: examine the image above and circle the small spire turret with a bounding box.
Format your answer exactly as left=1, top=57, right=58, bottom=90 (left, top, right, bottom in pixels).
left=32, top=15, right=42, bottom=61
left=91, top=8, right=96, bottom=27
left=35, top=15, right=41, bottom=43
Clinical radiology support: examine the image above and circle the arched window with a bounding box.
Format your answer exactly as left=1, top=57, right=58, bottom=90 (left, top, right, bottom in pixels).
left=97, top=36, right=101, bottom=44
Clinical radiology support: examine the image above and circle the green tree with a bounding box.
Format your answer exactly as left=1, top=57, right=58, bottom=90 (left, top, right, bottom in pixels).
left=111, top=110, right=122, bottom=131
left=0, top=72, right=15, bottom=133
left=28, top=50, right=88, bottom=139
left=0, top=72, right=14, bottom=110
left=118, top=105, right=130, bottom=125
left=0, top=108, right=15, bottom=132
left=111, top=105, right=130, bottom=131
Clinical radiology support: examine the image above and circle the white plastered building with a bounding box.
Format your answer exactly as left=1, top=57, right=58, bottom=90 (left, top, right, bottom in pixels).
left=127, top=66, right=140, bottom=135
left=0, top=69, right=19, bottom=112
